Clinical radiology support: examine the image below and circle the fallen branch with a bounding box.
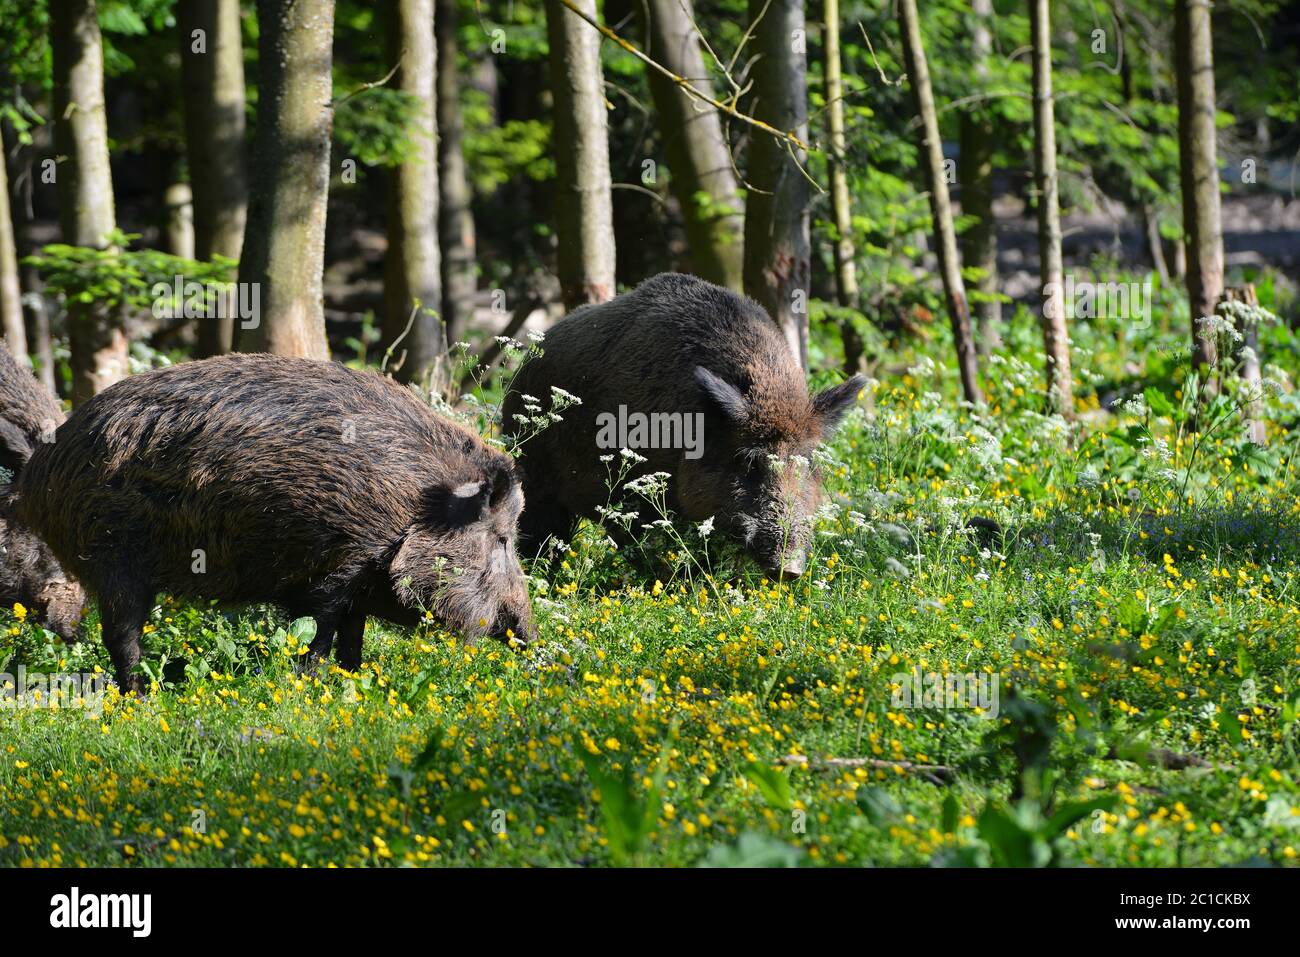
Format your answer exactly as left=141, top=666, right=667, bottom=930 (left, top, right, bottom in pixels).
left=781, top=753, right=956, bottom=784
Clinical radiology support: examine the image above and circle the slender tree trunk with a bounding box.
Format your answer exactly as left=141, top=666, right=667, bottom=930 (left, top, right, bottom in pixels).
left=898, top=0, right=982, bottom=404
left=52, top=0, right=126, bottom=405
left=179, top=0, right=248, bottom=357
left=640, top=0, right=744, bottom=291
left=0, top=130, right=27, bottom=358
left=1030, top=0, right=1073, bottom=419
left=959, top=0, right=1001, bottom=356
left=1142, top=204, right=1169, bottom=283
left=7, top=125, right=54, bottom=390
left=546, top=0, right=616, bottom=309
left=383, top=0, right=444, bottom=387
left=1175, top=0, right=1223, bottom=383
left=164, top=182, right=194, bottom=259
left=823, top=0, right=864, bottom=373
left=742, top=0, right=810, bottom=369
left=236, top=0, right=334, bottom=359
left=437, top=0, right=476, bottom=346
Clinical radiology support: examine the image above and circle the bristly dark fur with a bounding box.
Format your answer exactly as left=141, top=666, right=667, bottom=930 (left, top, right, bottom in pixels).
left=17, top=353, right=534, bottom=691
left=502, top=273, right=863, bottom=576
left=0, top=344, right=85, bottom=639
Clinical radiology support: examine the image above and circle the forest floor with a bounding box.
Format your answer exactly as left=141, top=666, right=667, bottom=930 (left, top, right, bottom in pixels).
left=3, top=272, right=1299, bottom=868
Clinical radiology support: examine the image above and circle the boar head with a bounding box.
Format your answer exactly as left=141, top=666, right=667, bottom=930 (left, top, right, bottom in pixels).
left=685, top=367, right=864, bottom=580
left=390, top=462, right=535, bottom=646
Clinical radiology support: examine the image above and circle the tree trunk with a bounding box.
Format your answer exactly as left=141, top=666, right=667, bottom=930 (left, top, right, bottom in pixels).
left=164, top=182, right=195, bottom=259
left=897, top=0, right=982, bottom=405
left=823, top=0, right=864, bottom=373
left=546, top=0, right=616, bottom=310
left=236, top=0, right=334, bottom=359
left=959, top=0, right=1000, bottom=356
left=1142, top=204, right=1169, bottom=284
left=383, top=0, right=444, bottom=388
left=52, top=0, right=126, bottom=405
left=1175, top=0, right=1223, bottom=383
left=179, top=0, right=248, bottom=357
left=640, top=0, right=744, bottom=291
left=437, top=0, right=476, bottom=347
left=1030, top=0, right=1073, bottom=419
left=0, top=129, right=27, bottom=358
left=742, top=0, right=810, bottom=369
left=7, top=125, right=54, bottom=391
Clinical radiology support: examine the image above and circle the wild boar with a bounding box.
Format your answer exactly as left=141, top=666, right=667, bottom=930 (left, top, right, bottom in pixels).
left=502, top=272, right=864, bottom=578
left=16, top=353, right=534, bottom=692
left=0, top=346, right=85, bottom=639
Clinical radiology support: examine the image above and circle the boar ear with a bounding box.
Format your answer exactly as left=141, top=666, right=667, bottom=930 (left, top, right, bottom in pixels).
left=446, top=479, right=491, bottom=526
left=694, top=366, right=748, bottom=423
left=813, top=375, right=866, bottom=434
left=487, top=462, right=515, bottom=510
left=0, top=419, right=34, bottom=475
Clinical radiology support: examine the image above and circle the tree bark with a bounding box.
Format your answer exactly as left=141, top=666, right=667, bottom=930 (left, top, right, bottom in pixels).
left=1218, top=284, right=1265, bottom=444
left=1030, top=0, right=1073, bottom=419
left=0, top=129, right=27, bottom=358
left=236, top=0, right=334, bottom=359
left=437, top=0, right=476, bottom=346
left=742, top=0, right=810, bottom=369
left=640, top=0, right=744, bottom=292
left=51, top=0, right=126, bottom=405
left=164, top=182, right=195, bottom=259
left=6, top=125, right=54, bottom=391
left=546, top=0, right=616, bottom=310
left=179, top=0, right=248, bottom=357
left=823, top=0, right=864, bottom=373
left=898, top=0, right=982, bottom=405
left=383, top=0, right=445, bottom=388
left=959, top=0, right=1000, bottom=356
left=1175, top=0, right=1223, bottom=382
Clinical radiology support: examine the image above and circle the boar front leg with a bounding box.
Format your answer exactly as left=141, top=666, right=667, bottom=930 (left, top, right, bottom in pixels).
left=101, top=587, right=152, bottom=695
left=334, top=607, right=366, bottom=673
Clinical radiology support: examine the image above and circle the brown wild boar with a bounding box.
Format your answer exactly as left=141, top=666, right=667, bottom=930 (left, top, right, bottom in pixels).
left=0, top=345, right=85, bottom=639
left=502, top=273, right=864, bottom=578
left=17, top=354, right=534, bottom=691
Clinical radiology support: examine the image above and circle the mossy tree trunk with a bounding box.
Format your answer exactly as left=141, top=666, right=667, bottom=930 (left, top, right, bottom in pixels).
left=1175, top=0, right=1224, bottom=385
left=236, top=0, right=334, bottom=359
left=437, top=0, right=476, bottom=346
left=742, top=0, right=811, bottom=370
left=639, top=0, right=744, bottom=292
left=898, top=0, right=982, bottom=405
left=546, top=0, right=616, bottom=310
left=179, top=0, right=248, bottom=357
left=52, top=0, right=126, bottom=405
left=1030, top=0, right=1073, bottom=419
left=382, top=0, right=445, bottom=388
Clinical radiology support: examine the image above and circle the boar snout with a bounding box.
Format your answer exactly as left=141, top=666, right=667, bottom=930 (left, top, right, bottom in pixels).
left=493, top=603, right=536, bottom=647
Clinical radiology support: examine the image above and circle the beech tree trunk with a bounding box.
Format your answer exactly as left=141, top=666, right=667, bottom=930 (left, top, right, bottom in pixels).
left=51, top=0, right=126, bottom=405
left=7, top=126, right=54, bottom=390
left=0, top=131, right=27, bottom=358
left=179, top=0, right=248, bottom=357
left=383, top=0, right=445, bottom=387
left=640, top=0, right=744, bottom=291
left=437, top=0, right=476, bottom=346
left=742, top=0, right=810, bottom=369
left=236, top=0, right=334, bottom=359
left=546, top=0, right=616, bottom=309
left=823, top=0, right=864, bottom=373
left=1175, top=0, right=1223, bottom=381
left=898, top=0, right=982, bottom=405
left=959, top=0, right=1000, bottom=356
left=1030, top=0, right=1073, bottom=419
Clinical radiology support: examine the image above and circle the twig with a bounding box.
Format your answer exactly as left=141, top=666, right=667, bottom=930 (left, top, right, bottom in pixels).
left=333, top=57, right=404, bottom=105
left=555, top=0, right=810, bottom=153
left=780, top=753, right=956, bottom=784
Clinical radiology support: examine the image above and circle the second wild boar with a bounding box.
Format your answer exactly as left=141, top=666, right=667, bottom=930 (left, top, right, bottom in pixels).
left=0, top=345, right=85, bottom=639
left=502, top=272, right=864, bottom=578
left=16, top=353, right=534, bottom=691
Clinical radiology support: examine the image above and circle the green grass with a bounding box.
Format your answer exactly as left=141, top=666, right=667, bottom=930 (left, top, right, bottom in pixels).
left=3, top=289, right=1300, bottom=867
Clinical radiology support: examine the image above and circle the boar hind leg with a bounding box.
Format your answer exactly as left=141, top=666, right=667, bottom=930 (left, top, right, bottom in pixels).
left=517, top=491, right=575, bottom=559
left=335, top=607, right=366, bottom=673
left=100, top=588, right=152, bottom=695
